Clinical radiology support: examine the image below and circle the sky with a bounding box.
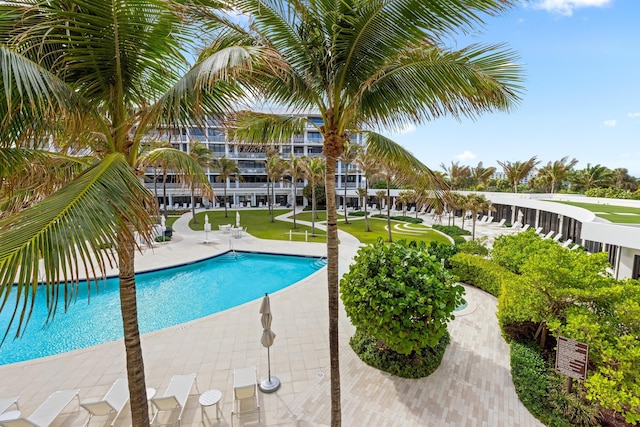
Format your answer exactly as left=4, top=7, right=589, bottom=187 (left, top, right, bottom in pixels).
left=382, top=0, right=640, bottom=176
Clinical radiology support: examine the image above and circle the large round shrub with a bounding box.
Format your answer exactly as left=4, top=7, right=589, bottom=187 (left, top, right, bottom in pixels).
left=341, top=239, right=464, bottom=357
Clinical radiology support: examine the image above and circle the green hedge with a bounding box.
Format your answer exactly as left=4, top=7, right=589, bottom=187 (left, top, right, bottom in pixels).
left=350, top=329, right=450, bottom=379
left=449, top=253, right=514, bottom=297
left=432, top=224, right=471, bottom=236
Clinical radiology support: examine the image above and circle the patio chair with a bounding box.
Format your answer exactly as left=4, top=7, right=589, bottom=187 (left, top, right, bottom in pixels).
left=80, top=379, right=129, bottom=427
left=562, top=239, right=573, bottom=248
left=0, top=397, right=19, bottom=417
left=0, top=389, right=80, bottom=427
left=520, top=224, right=531, bottom=232
left=542, top=230, right=555, bottom=240
left=150, top=373, right=197, bottom=427
left=231, top=367, right=260, bottom=427
left=552, top=233, right=563, bottom=242
left=492, top=218, right=506, bottom=227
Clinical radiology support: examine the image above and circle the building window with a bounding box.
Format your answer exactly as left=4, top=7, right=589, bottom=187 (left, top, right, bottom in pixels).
left=633, top=255, right=640, bottom=280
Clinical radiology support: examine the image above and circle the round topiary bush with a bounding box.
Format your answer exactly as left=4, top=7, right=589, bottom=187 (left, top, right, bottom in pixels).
left=341, top=239, right=464, bottom=377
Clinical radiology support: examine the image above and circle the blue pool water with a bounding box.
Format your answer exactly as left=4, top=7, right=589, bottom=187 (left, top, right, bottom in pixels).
left=0, top=251, right=324, bottom=366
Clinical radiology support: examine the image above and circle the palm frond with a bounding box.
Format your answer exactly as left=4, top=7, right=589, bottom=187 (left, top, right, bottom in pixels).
left=0, top=153, right=156, bottom=343
left=229, top=111, right=310, bottom=145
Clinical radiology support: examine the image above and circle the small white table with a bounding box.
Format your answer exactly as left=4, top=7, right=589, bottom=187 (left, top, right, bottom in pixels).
left=199, top=389, right=222, bottom=424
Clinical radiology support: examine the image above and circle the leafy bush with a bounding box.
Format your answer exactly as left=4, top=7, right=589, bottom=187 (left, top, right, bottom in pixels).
left=452, top=235, right=466, bottom=245
left=370, top=214, right=423, bottom=223
left=432, top=224, right=471, bottom=236
left=511, top=341, right=551, bottom=418
left=349, top=211, right=369, bottom=217
left=341, top=239, right=464, bottom=356
left=349, top=329, right=450, bottom=378
left=427, top=241, right=458, bottom=269
left=449, top=253, right=511, bottom=297
left=457, top=238, right=489, bottom=256
left=154, top=235, right=171, bottom=242
left=491, top=229, right=554, bottom=274
left=585, top=187, right=638, bottom=199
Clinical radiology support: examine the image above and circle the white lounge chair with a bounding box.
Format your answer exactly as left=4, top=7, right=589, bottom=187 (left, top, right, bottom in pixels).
left=562, top=239, right=573, bottom=248
left=0, top=397, right=19, bottom=419
left=0, top=389, right=80, bottom=427
left=231, top=367, right=260, bottom=427
left=535, top=226, right=543, bottom=234
left=542, top=231, right=555, bottom=240
left=521, top=224, right=531, bottom=232
left=492, top=218, right=506, bottom=227
left=552, top=233, right=563, bottom=242
left=80, top=379, right=129, bottom=427
left=150, top=373, right=197, bottom=427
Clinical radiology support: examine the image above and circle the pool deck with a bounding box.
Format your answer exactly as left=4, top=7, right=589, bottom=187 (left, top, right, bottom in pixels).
left=0, top=210, right=542, bottom=427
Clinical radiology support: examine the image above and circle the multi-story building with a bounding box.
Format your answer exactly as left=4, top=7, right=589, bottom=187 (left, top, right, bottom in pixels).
left=144, top=113, right=365, bottom=209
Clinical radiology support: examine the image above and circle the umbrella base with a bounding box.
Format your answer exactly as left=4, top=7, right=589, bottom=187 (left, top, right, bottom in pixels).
left=259, top=376, right=281, bottom=393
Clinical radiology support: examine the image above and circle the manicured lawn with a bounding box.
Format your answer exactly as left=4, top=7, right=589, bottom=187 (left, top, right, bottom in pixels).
left=185, top=209, right=451, bottom=245
left=550, top=201, right=640, bottom=224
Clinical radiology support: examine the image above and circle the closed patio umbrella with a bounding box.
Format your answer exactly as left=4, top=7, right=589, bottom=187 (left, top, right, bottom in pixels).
left=259, top=293, right=280, bottom=393
left=236, top=211, right=241, bottom=228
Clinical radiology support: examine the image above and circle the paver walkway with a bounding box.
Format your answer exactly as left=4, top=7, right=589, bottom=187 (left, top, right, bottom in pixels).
left=0, top=209, right=542, bottom=426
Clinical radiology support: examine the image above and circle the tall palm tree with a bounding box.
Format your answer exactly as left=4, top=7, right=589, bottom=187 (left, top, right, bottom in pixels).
left=497, top=156, right=540, bottom=193
left=338, top=141, right=362, bottom=224
left=537, top=156, right=578, bottom=193
left=440, top=161, right=471, bottom=190
left=376, top=190, right=387, bottom=215
left=223, top=0, right=523, bottom=423
left=354, top=149, right=381, bottom=232
left=464, top=193, right=494, bottom=239
left=265, top=149, right=286, bottom=222
left=0, top=2, right=255, bottom=425
left=612, top=167, right=638, bottom=191
left=470, top=161, right=496, bottom=190
left=302, top=156, right=326, bottom=236
left=212, top=156, right=241, bottom=218
left=397, top=190, right=414, bottom=217
left=286, top=153, right=307, bottom=229
left=187, top=141, right=214, bottom=223
left=571, top=163, right=614, bottom=192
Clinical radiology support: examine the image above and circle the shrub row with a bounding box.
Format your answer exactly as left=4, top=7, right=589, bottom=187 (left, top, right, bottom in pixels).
left=432, top=224, right=471, bottom=236
left=448, top=252, right=513, bottom=297
left=370, top=214, right=423, bottom=223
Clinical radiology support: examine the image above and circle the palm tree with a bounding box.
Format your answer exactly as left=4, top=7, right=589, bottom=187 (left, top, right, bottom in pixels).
left=212, top=156, right=241, bottom=218
left=537, top=156, right=578, bottom=193
left=464, top=193, right=494, bottom=239
left=0, top=2, right=254, bottom=425
left=338, top=141, right=362, bottom=224
left=445, top=192, right=466, bottom=228
left=440, top=161, right=471, bottom=190
left=187, top=141, right=213, bottom=223
left=265, top=149, right=286, bottom=222
left=376, top=190, right=387, bottom=215
left=354, top=149, right=381, bottom=232
left=612, top=168, right=638, bottom=191
left=302, top=156, right=326, bottom=236
left=470, top=162, right=496, bottom=190
left=397, top=190, right=414, bottom=217
left=497, top=156, right=540, bottom=193
left=286, top=154, right=307, bottom=229
left=223, top=0, right=523, bottom=423
left=571, top=163, right=614, bottom=191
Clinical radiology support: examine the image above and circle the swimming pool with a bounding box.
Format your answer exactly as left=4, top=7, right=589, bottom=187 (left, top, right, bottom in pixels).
left=0, top=251, right=324, bottom=365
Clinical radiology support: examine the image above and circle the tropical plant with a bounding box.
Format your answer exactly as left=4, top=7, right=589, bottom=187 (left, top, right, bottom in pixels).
left=354, top=148, right=382, bottom=231
left=341, top=239, right=464, bottom=355
left=463, top=193, right=494, bottom=239
left=497, top=156, right=540, bottom=193
left=0, top=2, right=254, bottom=425
left=376, top=190, right=387, bottom=215
left=187, top=141, right=213, bottom=223
left=397, top=190, right=414, bottom=217
left=612, top=167, right=638, bottom=191
left=265, top=148, right=286, bottom=221
left=570, top=164, right=614, bottom=192
left=222, top=0, right=523, bottom=422
left=286, top=153, right=307, bottom=229
left=338, top=140, right=362, bottom=224
left=302, top=156, right=326, bottom=235
left=212, top=156, right=241, bottom=218
left=536, top=156, right=578, bottom=193
left=440, top=161, right=471, bottom=190
left=470, top=161, right=496, bottom=190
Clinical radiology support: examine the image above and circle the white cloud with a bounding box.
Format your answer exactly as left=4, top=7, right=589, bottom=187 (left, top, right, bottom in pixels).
left=393, top=123, right=416, bottom=135
left=532, top=0, right=612, bottom=16
left=628, top=112, right=640, bottom=119
left=603, top=119, right=617, bottom=127
left=456, top=150, right=477, bottom=161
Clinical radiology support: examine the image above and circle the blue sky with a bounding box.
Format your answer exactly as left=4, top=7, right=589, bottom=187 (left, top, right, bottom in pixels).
left=383, top=0, right=640, bottom=176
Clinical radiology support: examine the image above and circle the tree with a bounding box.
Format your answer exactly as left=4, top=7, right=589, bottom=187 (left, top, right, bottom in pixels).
left=354, top=148, right=381, bottom=232
left=536, top=156, right=578, bottom=193
left=338, top=141, right=362, bottom=224
left=341, top=239, right=464, bottom=354
left=286, top=153, right=307, bottom=229
left=302, top=156, right=326, bottom=236
left=463, top=193, right=494, bottom=240
left=0, top=2, right=254, bottom=425
left=225, top=0, right=523, bottom=422
left=470, top=161, right=496, bottom=190
left=497, top=156, right=540, bottom=193
left=212, top=156, right=241, bottom=218
left=376, top=190, right=387, bottom=215
left=397, top=190, right=414, bottom=217
left=187, top=141, right=213, bottom=223
left=612, top=167, right=638, bottom=191
left=571, top=163, right=614, bottom=192
left=265, top=148, right=286, bottom=222
left=440, top=161, right=470, bottom=190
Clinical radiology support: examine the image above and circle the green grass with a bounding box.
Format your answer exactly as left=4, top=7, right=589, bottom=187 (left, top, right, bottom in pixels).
left=185, top=209, right=451, bottom=245
left=550, top=201, right=640, bottom=224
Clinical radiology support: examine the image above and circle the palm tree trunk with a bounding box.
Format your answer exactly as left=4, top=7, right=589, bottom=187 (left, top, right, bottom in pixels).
left=324, top=153, right=341, bottom=427
left=117, top=225, right=150, bottom=427
left=343, top=171, right=349, bottom=224
left=223, top=184, right=228, bottom=218
left=190, top=184, right=197, bottom=224
left=162, top=170, right=168, bottom=217
left=270, top=180, right=275, bottom=223
left=153, top=167, right=160, bottom=221
left=311, top=187, right=316, bottom=236
left=364, top=183, right=370, bottom=232
left=472, top=217, right=477, bottom=240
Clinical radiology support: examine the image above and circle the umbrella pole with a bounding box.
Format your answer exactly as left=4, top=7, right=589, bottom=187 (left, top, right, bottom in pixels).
left=267, top=347, right=272, bottom=382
